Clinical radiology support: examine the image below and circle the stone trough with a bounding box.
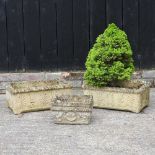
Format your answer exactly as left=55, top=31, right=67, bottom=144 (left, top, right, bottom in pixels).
left=6, top=80, right=72, bottom=114
left=6, top=71, right=151, bottom=114
left=83, top=80, right=150, bottom=113
left=52, top=95, right=93, bottom=125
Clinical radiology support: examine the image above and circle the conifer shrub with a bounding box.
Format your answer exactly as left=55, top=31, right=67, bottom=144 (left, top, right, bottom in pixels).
left=84, top=23, right=135, bottom=87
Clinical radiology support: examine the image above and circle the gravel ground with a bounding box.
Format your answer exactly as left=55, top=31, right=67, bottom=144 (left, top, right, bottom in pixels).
left=0, top=89, right=155, bottom=155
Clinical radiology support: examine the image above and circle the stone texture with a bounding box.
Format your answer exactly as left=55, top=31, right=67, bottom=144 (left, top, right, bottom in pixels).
left=52, top=95, right=93, bottom=124
left=0, top=82, right=10, bottom=89
left=19, top=73, right=45, bottom=81
left=60, top=72, right=84, bottom=88
left=63, top=80, right=83, bottom=88
left=0, top=82, right=10, bottom=94
left=132, top=71, right=143, bottom=79
left=0, top=71, right=155, bottom=95
left=142, top=70, right=155, bottom=78
left=142, top=78, right=154, bottom=87
left=83, top=80, right=150, bottom=113
left=45, top=72, right=61, bottom=80
left=0, top=73, right=21, bottom=82
left=6, top=80, right=72, bottom=114
left=1, top=89, right=155, bottom=154
left=61, top=72, right=84, bottom=80
left=0, top=89, right=6, bottom=94
left=0, top=73, right=45, bottom=82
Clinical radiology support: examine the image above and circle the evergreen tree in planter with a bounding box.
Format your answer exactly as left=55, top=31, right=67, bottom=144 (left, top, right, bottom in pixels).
left=84, top=23, right=135, bottom=87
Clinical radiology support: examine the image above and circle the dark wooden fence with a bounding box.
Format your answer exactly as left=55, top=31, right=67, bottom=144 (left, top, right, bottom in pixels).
left=0, top=0, right=155, bottom=72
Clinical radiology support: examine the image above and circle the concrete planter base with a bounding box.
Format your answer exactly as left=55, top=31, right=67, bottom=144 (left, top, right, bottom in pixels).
left=52, top=95, right=93, bottom=124
left=83, top=80, right=150, bottom=113
left=6, top=80, right=72, bottom=114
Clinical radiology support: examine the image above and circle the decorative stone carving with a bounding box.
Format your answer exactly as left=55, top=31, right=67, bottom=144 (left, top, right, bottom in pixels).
left=52, top=95, right=93, bottom=124
left=83, top=80, right=150, bottom=113
left=6, top=80, right=72, bottom=114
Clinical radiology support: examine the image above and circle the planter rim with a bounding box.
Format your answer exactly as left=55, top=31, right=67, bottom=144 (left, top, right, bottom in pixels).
left=52, top=95, right=93, bottom=107
left=6, top=80, right=72, bottom=94
left=82, top=80, right=151, bottom=94
left=52, top=95, right=93, bottom=112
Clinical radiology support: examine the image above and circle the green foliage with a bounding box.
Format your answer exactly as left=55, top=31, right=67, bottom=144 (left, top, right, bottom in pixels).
left=84, top=23, right=135, bottom=87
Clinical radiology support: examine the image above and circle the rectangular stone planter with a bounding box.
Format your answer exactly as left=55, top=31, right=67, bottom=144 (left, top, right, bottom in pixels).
left=83, top=80, right=150, bottom=113
left=52, top=95, right=93, bottom=124
left=6, top=80, right=72, bottom=114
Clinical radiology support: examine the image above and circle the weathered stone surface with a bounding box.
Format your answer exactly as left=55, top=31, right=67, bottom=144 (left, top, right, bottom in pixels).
left=19, top=73, right=45, bottom=81
left=83, top=80, right=150, bottom=113
left=61, top=72, right=84, bottom=80
left=142, top=78, right=154, bottom=87
left=132, top=71, right=143, bottom=79
left=63, top=80, right=83, bottom=88
left=0, top=73, right=45, bottom=82
left=6, top=80, right=72, bottom=114
left=142, top=70, right=155, bottom=78
left=60, top=72, right=84, bottom=88
left=0, top=82, right=10, bottom=94
left=52, top=95, right=93, bottom=124
left=0, top=89, right=6, bottom=94
left=0, top=73, right=21, bottom=82
left=45, top=72, right=61, bottom=80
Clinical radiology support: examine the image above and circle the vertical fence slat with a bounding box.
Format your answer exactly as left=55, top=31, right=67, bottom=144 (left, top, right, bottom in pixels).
left=123, top=0, right=139, bottom=68
left=73, top=0, right=89, bottom=69
left=106, top=0, right=122, bottom=28
left=23, top=0, right=41, bottom=71
left=90, top=0, right=106, bottom=47
left=150, top=1, right=155, bottom=68
left=6, top=0, right=24, bottom=72
left=40, top=0, right=57, bottom=71
left=56, top=0, right=73, bottom=70
left=0, top=0, right=8, bottom=71
left=139, top=0, right=153, bottom=68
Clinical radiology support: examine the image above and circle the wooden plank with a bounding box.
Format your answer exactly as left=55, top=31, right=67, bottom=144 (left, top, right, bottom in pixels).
left=6, top=0, right=24, bottom=71
left=0, top=0, right=8, bottom=71
left=123, top=0, right=139, bottom=68
left=139, top=0, right=153, bottom=68
left=56, top=0, right=73, bottom=70
left=150, top=1, right=155, bottom=68
left=23, top=0, right=41, bottom=71
left=40, top=0, right=57, bottom=71
left=73, top=0, right=89, bottom=69
left=106, top=0, right=122, bottom=28
left=90, top=0, right=106, bottom=47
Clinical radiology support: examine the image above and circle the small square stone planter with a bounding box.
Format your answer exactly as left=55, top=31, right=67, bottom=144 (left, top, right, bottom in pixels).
left=6, top=80, right=72, bottom=114
left=83, top=80, right=150, bottom=113
left=52, top=95, right=93, bottom=125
